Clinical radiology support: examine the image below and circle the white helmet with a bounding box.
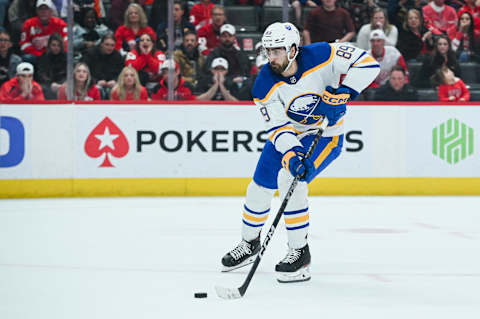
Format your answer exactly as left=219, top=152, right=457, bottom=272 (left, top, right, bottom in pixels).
left=262, top=22, right=300, bottom=72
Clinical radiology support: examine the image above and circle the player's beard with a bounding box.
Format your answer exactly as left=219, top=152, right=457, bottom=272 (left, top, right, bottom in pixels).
left=270, top=59, right=289, bottom=74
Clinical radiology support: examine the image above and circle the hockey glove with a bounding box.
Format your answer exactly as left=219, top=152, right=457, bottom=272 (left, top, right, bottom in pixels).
left=281, top=146, right=315, bottom=181
left=319, top=86, right=350, bottom=125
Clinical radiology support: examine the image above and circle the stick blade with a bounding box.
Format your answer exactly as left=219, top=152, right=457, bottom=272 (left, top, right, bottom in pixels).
left=215, top=285, right=242, bottom=300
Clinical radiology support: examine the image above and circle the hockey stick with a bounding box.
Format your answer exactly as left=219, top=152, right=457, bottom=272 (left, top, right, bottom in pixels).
left=215, top=118, right=329, bottom=300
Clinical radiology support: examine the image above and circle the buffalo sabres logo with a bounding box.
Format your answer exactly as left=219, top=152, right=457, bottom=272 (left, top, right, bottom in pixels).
left=289, top=76, right=296, bottom=83
left=287, top=93, right=324, bottom=125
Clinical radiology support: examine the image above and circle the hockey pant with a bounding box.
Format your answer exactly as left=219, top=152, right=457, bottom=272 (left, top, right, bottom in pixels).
left=242, top=134, right=344, bottom=249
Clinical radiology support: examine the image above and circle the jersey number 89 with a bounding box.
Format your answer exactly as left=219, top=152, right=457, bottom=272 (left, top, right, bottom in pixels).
left=335, top=45, right=355, bottom=59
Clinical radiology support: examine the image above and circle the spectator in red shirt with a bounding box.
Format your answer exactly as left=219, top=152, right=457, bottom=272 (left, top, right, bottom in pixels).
left=197, top=5, right=227, bottom=56
left=190, top=0, right=215, bottom=30
left=303, top=0, right=356, bottom=44
left=422, top=0, right=457, bottom=34
left=0, top=62, right=45, bottom=101
left=434, top=66, right=470, bottom=101
left=58, top=62, right=101, bottom=100
left=20, top=0, right=67, bottom=64
left=458, top=0, right=480, bottom=31
left=110, top=65, right=149, bottom=100
left=114, top=3, right=156, bottom=55
left=151, top=60, right=195, bottom=100
left=448, top=12, right=480, bottom=62
left=125, top=32, right=166, bottom=92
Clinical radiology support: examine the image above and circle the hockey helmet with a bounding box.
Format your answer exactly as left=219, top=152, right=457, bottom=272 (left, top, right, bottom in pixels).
left=261, top=22, right=300, bottom=72
left=262, top=22, right=300, bottom=52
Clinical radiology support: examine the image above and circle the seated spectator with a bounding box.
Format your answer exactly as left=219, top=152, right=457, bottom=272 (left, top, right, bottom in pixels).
left=110, top=65, right=149, bottom=100
left=174, top=30, right=206, bottom=88
left=115, top=3, right=156, bottom=56
left=397, top=8, right=434, bottom=62
left=149, top=0, right=167, bottom=30
left=238, top=54, right=268, bottom=101
left=448, top=12, right=480, bottom=62
left=57, top=0, right=103, bottom=22
left=303, top=0, right=355, bottom=44
left=151, top=60, right=195, bottom=100
left=386, top=0, right=427, bottom=28
left=109, top=0, right=130, bottom=31
left=374, top=66, right=419, bottom=101
left=458, top=0, right=480, bottom=31
left=0, top=0, right=10, bottom=26
left=190, top=0, right=215, bottom=30
left=36, top=33, right=66, bottom=99
left=433, top=66, right=470, bottom=101
left=356, top=8, right=398, bottom=50
left=197, top=5, right=227, bottom=56
left=82, top=33, right=125, bottom=99
left=20, top=0, right=67, bottom=63
left=368, top=29, right=408, bottom=88
left=73, top=8, right=111, bottom=60
left=7, top=0, right=37, bottom=46
left=196, top=57, right=240, bottom=101
left=0, top=62, right=44, bottom=101
left=414, top=34, right=461, bottom=87
left=422, top=0, right=457, bottom=35
left=338, top=0, right=377, bottom=31
left=291, top=1, right=321, bottom=26
left=156, top=0, right=195, bottom=51
left=125, top=33, right=166, bottom=92
left=0, top=31, right=22, bottom=88
left=58, top=62, right=101, bottom=100
left=204, top=24, right=250, bottom=87
left=249, top=42, right=264, bottom=75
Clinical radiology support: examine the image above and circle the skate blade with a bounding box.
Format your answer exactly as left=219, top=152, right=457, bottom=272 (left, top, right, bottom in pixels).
left=276, top=265, right=311, bottom=283
left=221, top=255, right=257, bottom=272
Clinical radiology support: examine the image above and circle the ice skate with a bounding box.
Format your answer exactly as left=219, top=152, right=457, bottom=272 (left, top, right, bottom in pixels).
left=221, top=237, right=260, bottom=272
left=275, top=244, right=311, bottom=283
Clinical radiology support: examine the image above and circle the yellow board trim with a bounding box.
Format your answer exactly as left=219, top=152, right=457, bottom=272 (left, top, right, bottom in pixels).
left=285, top=213, right=310, bottom=225
left=2, top=178, right=480, bottom=198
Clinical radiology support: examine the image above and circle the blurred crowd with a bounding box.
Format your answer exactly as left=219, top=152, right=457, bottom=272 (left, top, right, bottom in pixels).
left=0, top=0, right=479, bottom=102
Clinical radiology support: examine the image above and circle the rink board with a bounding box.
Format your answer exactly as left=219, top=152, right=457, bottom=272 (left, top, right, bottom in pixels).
left=1, top=102, right=480, bottom=197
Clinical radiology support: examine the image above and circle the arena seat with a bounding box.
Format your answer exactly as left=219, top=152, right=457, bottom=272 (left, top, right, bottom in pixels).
left=236, top=32, right=262, bottom=52
left=225, top=5, right=259, bottom=32
left=261, top=6, right=294, bottom=31
left=406, top=61, right=422, bottom=83
left=459, top=62, right=479, bottom=84
left=469, top=90, right=480, bottom=101
left=417, top=88, right=437, bottom=101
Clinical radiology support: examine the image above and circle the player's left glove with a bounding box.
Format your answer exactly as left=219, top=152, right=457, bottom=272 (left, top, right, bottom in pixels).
left=281, top=146, right=315, bottom=181
left=319, top=86, right=351, bottom=125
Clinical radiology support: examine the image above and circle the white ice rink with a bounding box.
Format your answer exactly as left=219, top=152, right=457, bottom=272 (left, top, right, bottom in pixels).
left=1, top=196, right=479, bottom=319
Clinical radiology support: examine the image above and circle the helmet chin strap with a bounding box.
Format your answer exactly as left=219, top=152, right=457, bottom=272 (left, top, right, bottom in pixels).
left=283, top=45, right=298, bottom=74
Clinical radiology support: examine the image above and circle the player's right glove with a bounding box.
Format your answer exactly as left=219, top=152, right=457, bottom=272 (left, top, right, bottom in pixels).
left=281, top=146, right=315, bottom=181
left=318, top=86, right=349, bottom=125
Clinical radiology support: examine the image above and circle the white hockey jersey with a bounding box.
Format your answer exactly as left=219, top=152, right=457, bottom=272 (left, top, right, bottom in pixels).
left=252, top=42, right=380, bottom=154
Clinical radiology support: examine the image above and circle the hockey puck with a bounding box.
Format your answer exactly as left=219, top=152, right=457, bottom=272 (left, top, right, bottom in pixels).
left=194, top=292, right=208, bottom=298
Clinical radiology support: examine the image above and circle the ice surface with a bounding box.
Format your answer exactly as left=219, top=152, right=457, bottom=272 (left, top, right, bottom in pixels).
left=0, top=196, right=479, bottom=319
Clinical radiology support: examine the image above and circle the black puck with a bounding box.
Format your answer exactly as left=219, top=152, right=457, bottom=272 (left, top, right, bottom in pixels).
left=194, top=292, right=208, bottom=298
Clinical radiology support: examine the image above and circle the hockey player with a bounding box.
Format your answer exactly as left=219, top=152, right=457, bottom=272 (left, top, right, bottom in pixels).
left=221, top=22, right=380, bottom=283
